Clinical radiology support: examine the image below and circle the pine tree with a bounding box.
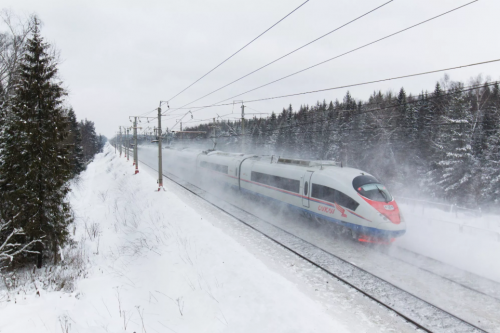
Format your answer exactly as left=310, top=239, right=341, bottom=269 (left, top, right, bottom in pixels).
left=66, top=108, right=85, bottom=175
left=391, top=88, right=419, bottom=192
left=323, top=101, right=340, bottom=160
left=0, top=19, right=72, bottom=267
left=480, top=83, right=500, bottom=205
left=265, top=111, right=278, bottom=152
left=422, top=84, right=448, bottom=198
left=338, top=91, right=356, bottom=164
left=434, top=86, right=476, bottom=204
left=79, top=119, right=98, bottom=162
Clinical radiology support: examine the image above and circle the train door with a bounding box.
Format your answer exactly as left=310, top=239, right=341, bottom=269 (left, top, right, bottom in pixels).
left=301, top=171, right=313, bottom=207
left=230, top=158, right=241, bottom=187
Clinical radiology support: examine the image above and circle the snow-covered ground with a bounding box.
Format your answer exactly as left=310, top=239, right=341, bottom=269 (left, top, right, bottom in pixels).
left=0, top=144, right=422, bottom=332
left=134, top=144, right=500, bottom=330
left=397, top=203, right=500, bottom=282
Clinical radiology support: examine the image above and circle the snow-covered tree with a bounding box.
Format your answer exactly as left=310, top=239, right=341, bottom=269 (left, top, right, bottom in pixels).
left=0, top=18, right=72, bottom=268
left=66, top=108, right=85, bottom=176
left=0, top=214, right=41, bottom=271
left=480, top=83, right=500, bottom=205
left=434, top=85, right=477, bottom=205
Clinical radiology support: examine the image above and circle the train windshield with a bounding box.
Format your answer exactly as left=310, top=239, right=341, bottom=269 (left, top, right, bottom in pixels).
left=353, top=175, right=393, bottom=203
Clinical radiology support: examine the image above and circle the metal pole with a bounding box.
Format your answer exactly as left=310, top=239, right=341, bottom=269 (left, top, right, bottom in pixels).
left=213, top=117, right=216, bottom=150
left=158, top=106, right=163, bottom=191
left=180, top=121, right=183, bottom=144
left=119, top=126, right=122, bottom=157
left=241, top=104, right=245, bottom=152
left=123, top=128, right=127, bottom=160
left=126, top=128, right=130, bottom=161
left=134, top=117, right=139, bottom=174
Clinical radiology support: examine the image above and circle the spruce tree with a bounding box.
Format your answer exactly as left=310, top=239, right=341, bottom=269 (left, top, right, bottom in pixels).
left=275, top=108, right=291, bottom=155
left=0, top=19, right=72, bottom=267
left=66, top=108, right=85, bottom=176
left=338, top=91, right=356, bottom=165
left=435, top=86, right=476, bottom=204
left=480, top=83, right=500, bottom=205
left=79, top=119, right=97, bottom=162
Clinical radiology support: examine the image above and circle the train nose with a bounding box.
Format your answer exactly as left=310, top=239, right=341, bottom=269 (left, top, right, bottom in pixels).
left=371, top=201, right=402, bottom=224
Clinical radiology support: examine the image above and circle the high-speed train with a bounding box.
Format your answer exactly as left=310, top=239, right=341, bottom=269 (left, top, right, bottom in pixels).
left=163, top=148, right=406, bottom=243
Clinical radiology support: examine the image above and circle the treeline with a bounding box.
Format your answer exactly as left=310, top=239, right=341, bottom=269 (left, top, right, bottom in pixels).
left=0, top=13, right=105, bottom=270
left=182, top=76, right=500, bottom=209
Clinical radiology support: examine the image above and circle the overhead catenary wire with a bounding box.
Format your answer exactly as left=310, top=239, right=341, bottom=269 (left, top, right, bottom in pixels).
left=169, top=0, right=479, bottom=118
left=167, top=81, right=498, bottom=141
left=167, top=59, right=500, bottom=112
left=180, top=81, right=500, bottom=137
left=163, top=0, right=394, bottom=115
left=165, top=0, right=311, bottom=105
left=177, top=81, right=498, bottom=137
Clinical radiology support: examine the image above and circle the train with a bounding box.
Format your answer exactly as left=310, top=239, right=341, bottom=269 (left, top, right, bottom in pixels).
left=162, top=147, right=406, bottom=243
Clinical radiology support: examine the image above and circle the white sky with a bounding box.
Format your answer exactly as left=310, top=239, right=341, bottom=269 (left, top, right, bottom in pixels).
left=2, top=0, right=500, bottom=137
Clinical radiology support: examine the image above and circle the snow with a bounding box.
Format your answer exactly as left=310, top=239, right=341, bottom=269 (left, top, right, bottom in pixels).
left=397, top=203, right=500, bottom=282
left=1, top=144, right=353, bottom=332
left=5, top=143, right=496, bottom=332
left=134, top=144, right=500, bottom=330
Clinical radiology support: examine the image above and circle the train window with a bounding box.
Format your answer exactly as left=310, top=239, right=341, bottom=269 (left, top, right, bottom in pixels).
left=251, top=171, right=300, bottom=193
left=304, top=182, right=308, bottom=196
left=200, top=161, right=228, bottom=174
left=312, top=184, right=359, bottom=211
left=352, top=175, right=392, bottom=202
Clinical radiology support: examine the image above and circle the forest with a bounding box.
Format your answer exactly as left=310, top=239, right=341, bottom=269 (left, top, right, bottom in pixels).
left=176, top=76, right=500, bottom=210
left=0, top=13, right=105, bottom=270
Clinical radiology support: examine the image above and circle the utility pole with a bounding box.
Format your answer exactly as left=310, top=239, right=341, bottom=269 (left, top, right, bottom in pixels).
left=180, top=121, right=183, bottom=143
left=126, top=128, right=130, bottom=161
left=241, top=104, right=245, bottom=152
left=158, top=106, right=164, bottom=191
left=134, top=117, right=139, bottom=174
left=119, top=126, right=122, bottom=157
left=212, top=117, right=217, bottom=150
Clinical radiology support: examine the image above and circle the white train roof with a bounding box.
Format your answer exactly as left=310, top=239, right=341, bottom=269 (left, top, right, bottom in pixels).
left=168, top=148, right=376, bottom=181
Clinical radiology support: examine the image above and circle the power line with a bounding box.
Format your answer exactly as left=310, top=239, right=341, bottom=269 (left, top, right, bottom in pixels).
left=169, top=59, right=500, bottom=118
left=243, top=82, right=500, bottom=136
left=157, top=57, right=498, bottom=131
left=164, top=0, right=394, bottom=114
left=241, top=59, right=500, bottom=105
left=183, top=81, right=500, bottom=136
left=175, top=0, right=478, bottom=117
left=165, top=0, right=311, bottom=104
left=138, top=107, right=159, bottom=117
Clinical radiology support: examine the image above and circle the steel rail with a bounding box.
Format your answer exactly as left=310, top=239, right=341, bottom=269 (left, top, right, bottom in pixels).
left=386, top=246, right=500, bottom=304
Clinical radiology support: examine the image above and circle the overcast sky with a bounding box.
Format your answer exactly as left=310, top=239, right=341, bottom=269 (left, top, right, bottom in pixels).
left=2, top=0, right=500, bottom=137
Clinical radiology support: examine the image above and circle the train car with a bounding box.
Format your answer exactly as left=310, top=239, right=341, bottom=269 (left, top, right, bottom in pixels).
left=163, top=148, right=201, bottom=183
left=166, top=148, right=405, bottom=243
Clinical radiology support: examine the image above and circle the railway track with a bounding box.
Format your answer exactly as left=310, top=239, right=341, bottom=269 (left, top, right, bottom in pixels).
left=387, top=247, right=500, bottom=304
left=139, top=158, right=487, bottom=333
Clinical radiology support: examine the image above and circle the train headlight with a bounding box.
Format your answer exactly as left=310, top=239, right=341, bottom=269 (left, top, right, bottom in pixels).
left=378, top=213, right=390, bottom=223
